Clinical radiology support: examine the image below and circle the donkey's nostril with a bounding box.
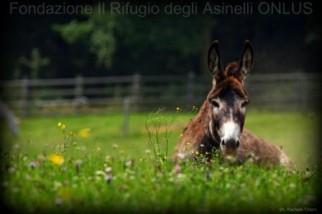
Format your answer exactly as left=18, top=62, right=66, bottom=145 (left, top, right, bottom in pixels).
left=225, top=139, right=239, bottom=149
left=221, top=140, right=226, bottom=145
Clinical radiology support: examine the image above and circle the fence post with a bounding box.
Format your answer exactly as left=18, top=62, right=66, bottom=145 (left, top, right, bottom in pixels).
left=122, top=97, right=130, bottom=136
left=187, top=71, right=195, bottom=108
left=75, top=75, right=84, bottom=99
left=21, top=78, right=29, bottom=116
left=74, top=75, right=84, bottom=112
left=131, top=73, right=141, bottom=109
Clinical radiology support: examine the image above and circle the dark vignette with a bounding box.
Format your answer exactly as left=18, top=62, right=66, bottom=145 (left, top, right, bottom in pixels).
left=1, top=0, right=322, bottom=213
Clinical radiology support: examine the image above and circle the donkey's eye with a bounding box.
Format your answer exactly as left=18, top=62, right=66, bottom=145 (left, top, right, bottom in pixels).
left=209, top=99, right=220, bottom=108
left=241, top=100, right=249, bottom=108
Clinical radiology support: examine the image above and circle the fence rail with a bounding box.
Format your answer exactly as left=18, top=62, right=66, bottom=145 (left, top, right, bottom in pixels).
left=0, top=72, right=320, bottom=116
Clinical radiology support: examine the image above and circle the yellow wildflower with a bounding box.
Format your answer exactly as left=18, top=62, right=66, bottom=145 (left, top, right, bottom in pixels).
left=78, top=128, right=91, bottom=138
left=48, top=154, right=64, bottom=165
left=57, top=122, right=66, bottom=129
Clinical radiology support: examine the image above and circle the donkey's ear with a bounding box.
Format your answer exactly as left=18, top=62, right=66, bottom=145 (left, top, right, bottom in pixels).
left=208, top=40, right=222, bottom=76
left=239, top=40, right=254, bottom=78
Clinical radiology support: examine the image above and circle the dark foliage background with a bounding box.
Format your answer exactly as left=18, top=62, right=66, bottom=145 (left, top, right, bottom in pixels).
left=2, top=1, right=321, bottom=80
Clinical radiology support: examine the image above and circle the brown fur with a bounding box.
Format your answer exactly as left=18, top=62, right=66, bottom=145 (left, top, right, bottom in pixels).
left=174, top=61, right=293, bottom=169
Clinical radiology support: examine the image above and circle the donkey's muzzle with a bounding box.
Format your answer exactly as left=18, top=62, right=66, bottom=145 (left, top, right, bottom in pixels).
left=221, top=139, right=240, bottom=149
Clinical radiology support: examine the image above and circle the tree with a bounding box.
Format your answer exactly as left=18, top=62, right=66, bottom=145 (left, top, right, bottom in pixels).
left=53, top=7, right=214, bottom=75
left=53, top=11, right=117, bottom=69
left=18, top=48, right=50, bottom=79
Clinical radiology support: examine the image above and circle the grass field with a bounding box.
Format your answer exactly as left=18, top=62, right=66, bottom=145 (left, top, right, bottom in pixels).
left=1, top=110, right=320, bottom=213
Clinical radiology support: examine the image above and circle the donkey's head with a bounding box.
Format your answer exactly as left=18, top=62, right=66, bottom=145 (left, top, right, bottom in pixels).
left=207, top=41, right=253, bottom=154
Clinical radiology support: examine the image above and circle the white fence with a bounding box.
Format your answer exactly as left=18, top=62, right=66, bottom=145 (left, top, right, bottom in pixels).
left=0, top=72, right=320, bottom=115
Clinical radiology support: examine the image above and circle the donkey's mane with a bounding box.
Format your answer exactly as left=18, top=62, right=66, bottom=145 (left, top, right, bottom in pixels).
left=209, top=62, right=248, bottom=99
left=223, top=62, right=239, bottom=77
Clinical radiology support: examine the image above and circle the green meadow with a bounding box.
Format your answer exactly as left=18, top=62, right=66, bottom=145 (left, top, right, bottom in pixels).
left=1, top=110, right=319, bottom=213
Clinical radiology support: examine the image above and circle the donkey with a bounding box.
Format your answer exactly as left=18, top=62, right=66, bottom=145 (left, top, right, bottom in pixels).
left=174, top=41, right=293, bottom=168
